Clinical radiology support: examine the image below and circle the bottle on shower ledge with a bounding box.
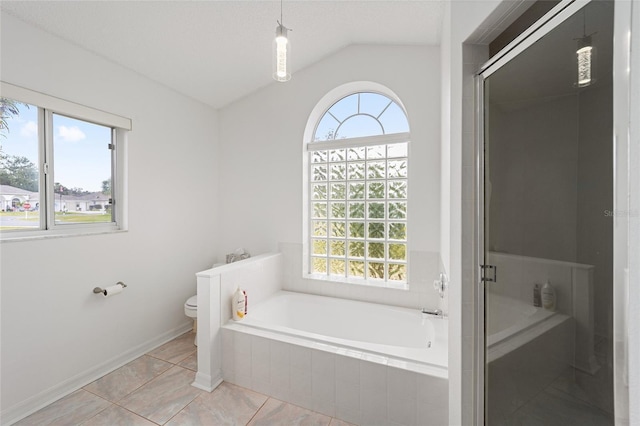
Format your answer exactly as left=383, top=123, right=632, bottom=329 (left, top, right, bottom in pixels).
left=533, top=283, right=542, bottom=307
left=541, top=281, right=556, bottom=311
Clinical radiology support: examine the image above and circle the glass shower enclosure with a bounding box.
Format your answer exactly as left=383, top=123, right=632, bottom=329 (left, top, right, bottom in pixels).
left=479, top=1, right=618, bottom=424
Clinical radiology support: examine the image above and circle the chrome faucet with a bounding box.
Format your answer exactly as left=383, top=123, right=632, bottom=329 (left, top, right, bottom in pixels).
left=421, top=307, right=443, bottom=316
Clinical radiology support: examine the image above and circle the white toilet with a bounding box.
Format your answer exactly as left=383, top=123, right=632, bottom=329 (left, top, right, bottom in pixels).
left=184, top=295, right=197, bottom=346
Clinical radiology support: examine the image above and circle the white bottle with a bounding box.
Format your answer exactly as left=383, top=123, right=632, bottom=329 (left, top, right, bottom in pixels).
left=541, top=281, right=556, bottom=311
left=232, top=287, right=246, bottom=321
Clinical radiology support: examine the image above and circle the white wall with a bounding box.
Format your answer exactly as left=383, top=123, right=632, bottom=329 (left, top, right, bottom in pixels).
left=442, top=1, right=524, bottom=424
left=0, top=14, right=219, bottom=423
left=217, top=45, right=443, bottom=309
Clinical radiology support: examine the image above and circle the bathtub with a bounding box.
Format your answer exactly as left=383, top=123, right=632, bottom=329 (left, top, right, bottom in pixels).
left=485, top=292, right=573, bottom=424
left=221, top=291, right=449, bottom=426
left=232, top=290, right=447, bottom=370
left=486, top=293, right=569, bottom=361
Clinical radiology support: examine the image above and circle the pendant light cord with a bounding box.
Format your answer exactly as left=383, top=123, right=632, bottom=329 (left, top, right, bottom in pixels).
left=277, top=0, right=292, bottom=32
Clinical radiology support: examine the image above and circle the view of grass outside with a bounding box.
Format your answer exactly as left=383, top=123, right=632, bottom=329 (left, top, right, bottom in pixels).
left=1, top=97, right=114, bottom=233
left=0, top=211, right=112, bottom=231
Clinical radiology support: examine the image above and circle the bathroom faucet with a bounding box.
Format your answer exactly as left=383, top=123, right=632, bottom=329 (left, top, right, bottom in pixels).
left=421, top=308, right=443, bottom=316
left=434, top=272, right=448, bottom=298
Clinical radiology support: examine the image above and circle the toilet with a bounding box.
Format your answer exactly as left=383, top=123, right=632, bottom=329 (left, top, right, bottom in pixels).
left=184, top=295, right=197, bottom=346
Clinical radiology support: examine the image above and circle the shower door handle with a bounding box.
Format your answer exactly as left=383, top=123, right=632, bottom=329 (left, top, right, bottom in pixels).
left=481, top=265, right=497, bottom=283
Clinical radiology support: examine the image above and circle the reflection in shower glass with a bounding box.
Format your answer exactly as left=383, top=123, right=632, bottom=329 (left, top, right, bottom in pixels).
left=483, top=1, right=614, bottom=424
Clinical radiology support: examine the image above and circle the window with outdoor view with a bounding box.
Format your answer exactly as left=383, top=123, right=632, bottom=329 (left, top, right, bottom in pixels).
left=307, top=92, right=410, bottom=284
left=0, top=83, right=130, bottom=238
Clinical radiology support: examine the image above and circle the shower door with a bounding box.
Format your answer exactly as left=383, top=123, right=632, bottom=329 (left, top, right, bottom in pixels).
left=480, top=1, right=617, bottom=424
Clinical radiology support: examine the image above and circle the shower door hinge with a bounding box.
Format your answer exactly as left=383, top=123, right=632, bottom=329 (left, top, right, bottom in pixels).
left=481, top=265, right=497, bottom=282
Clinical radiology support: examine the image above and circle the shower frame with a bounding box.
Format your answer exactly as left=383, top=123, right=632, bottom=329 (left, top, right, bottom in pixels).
left=472, top=0, right=633, bottom=423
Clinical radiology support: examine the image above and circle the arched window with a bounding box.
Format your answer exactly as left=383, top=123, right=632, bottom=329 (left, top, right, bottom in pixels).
left=306, top=89, right=410, bottom=284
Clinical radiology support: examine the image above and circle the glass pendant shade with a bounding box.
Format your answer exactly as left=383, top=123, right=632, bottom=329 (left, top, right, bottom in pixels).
left=576, top=35, right=596, bottom=87
left=273, top=24, right=291, bottom=82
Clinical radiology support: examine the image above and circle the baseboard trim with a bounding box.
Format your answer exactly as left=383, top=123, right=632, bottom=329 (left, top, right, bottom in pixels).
left=1, top=322, right=193, bottom=426
left=192, top=372, right=223, bottom=392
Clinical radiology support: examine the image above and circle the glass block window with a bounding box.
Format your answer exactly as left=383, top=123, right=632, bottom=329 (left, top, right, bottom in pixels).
left=308, top=92, right=409, bottom=283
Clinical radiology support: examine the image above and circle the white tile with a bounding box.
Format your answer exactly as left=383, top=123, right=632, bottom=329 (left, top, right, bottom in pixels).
left=387, top=366, right=417, bottom=401
left=251, top=343, right=270, bottom=385
left=360, top=360, right=387, bottom=389
left=335, top=354, right=360, bottom=385
left=252, top=336, right=270, bottom=357
left=234, top=333, right=252, bottom=375
left=336, top=379, right=360, bottom=412
left=417, top=375, right=448, bottom=408
left=360, top=385, right=388, bottom=425
left=312, top=399, right=335, bottom=418
left=312, top=372, right=335, bottom=401
left=312, top=371, right=336, bottom=416
left=289, top=370, right=312, bottom=409
left=222, top=367, right=235, bottom=382
left=251, top=378, right=272, bottom=396
left=417, top=402, right=449, bottom=426
left=290, top=345, right=312, bottom=371
left=270, top=341, right=290, bottom=367
left=311, top=368, right=336, bottom=416
left=335, top=406, right=361, bottom=426
left=312, top=350, right=335, bottom=377
left=221, top=330, right=235, bottom=376
left=270, top=342, right=291, bottom=399
left=234, top=371, right=252, bottom=389
left=388, top=394, right=417, bottom=426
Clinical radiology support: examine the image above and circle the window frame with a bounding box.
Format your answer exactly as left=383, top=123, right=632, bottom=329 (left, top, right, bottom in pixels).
left=304, top=88, right=411, bottom=288
left=0, top=82, right=130, bottom=241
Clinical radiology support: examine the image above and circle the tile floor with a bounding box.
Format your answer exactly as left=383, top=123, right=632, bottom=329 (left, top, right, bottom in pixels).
left=15, top=332, right=353, bottom=426
left=500, top=336, right=614, bottom=426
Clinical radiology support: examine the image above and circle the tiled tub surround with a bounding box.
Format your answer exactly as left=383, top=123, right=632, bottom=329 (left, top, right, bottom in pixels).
left=222, top=292, right=449, bottom=425
left=193, top=253, right=283, bottom=392
left=195, top=252, right=449, bottom=425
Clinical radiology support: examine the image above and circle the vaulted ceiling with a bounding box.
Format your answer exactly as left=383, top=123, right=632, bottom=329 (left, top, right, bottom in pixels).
left=1, top=1, right=444, bottom=109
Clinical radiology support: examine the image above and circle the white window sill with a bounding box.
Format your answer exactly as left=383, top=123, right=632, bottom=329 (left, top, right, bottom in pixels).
left=0, top=227, right=127, bottom=243
left=303, top=272, right=410, bottom=291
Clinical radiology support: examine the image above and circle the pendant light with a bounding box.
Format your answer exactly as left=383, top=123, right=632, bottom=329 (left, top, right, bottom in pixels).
left=273, top=0, right=291, bottom=82
left=575, top=9, right=596, bottom=88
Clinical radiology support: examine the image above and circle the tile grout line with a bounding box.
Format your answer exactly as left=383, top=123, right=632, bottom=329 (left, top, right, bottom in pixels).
left=74, top=391, right=112, bottom=426
left=161, top=390, right=203, bottom=425
left=82, top=355, right=174, bottom=405
left=244, top=395, right=272, bottom=425
left=110, top=364, right=199, bottom=425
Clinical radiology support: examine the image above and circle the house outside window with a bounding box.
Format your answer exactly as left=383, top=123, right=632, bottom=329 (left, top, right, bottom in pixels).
left=0, top=82, right=130, bottom=239
left=305, top=90, right=410, bottom=285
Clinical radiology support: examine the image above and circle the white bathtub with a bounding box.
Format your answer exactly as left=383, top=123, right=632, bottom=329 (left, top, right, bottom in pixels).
left=486, top=293, right=568, bottom=361
left=221, top=290, right=449, bottom=425
left=233, top=290, right=448, bottom=371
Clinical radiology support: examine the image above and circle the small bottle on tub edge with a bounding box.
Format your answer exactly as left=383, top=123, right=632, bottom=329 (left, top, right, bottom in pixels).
left=541, top=281, right=556, bottom=311
left=232, top=287, right=246, bottom=321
